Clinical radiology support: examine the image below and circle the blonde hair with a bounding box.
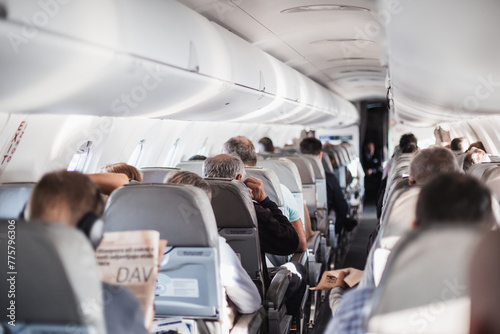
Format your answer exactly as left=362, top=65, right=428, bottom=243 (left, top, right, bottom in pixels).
left=102, top=163, right=142, bottom=182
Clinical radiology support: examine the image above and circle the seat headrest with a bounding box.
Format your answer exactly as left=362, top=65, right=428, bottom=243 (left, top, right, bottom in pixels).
left=103, top=184, right=218, bottom=247
left=285, top=156, right=315, bottom=184
left=259, top=158, right=302, bottom=193
left=176, top=161, right=204, bottom=177
left=301, top=155, right=325, bottom=179
left=205, top=179, right=257, bottom=229
left=140, top=167, right=180, bottom=183
left=368, top=225, right=482, bottom=333
left=244, top=167, right=284, bottom=207
left=321, top=153, right=334, bottom=174
left=0, top=221, right=104, bottom=331
left=0, top=183, right=35, bottom=219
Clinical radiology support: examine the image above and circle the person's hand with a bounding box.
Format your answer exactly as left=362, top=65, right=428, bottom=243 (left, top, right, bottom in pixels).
left=243, top=177, right=267, bottom=202
left=333, top=270, right=350, bottom=289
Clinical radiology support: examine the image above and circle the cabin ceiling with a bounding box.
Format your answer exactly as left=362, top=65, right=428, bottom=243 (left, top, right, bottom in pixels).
left=177, top=0, right=387, bottom=102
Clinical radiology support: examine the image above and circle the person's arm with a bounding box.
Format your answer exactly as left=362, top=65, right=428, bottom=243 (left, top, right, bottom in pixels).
left=244, top=177, right=299, bottom=255
left=291, top=218, right=307, bottom=252
left=218, top=237, right=261, bottom=314
left=329, top=270, right=350, bottom=314
left=88, top=173, right=129, bottom=195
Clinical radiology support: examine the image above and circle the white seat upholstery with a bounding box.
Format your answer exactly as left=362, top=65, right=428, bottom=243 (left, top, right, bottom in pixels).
left=140, top=167, right=180, bottom=183
left=367, top=225, right=481, bottom=334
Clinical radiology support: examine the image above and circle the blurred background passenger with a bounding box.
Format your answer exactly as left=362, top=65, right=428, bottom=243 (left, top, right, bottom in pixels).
left=462, top=148, right=491, bottom=173
left=29, top=170, right=147, bottom=334
left=258, top=136, right=275, bottom=153
left=101, top=162, right=143, bottom=182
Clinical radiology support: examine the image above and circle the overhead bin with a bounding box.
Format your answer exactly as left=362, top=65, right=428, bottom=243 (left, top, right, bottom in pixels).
left=0, top=0, right=358, bottom=127
left=380, top=0, right=500, bottom=125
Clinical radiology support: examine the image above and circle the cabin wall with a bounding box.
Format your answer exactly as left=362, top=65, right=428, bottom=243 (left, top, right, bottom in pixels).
left=0, top=114, right=304, bottom=182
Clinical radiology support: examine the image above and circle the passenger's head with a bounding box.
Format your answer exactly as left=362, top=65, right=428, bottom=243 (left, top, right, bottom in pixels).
left=364, top=142, right=375, bottom=154
left=223, top=136, right=257, bottom=166
left=203, top=154, right=245, bottom=180
left=450, top=137, right=469, bottom=153
left=167, top=170, right=212, bottom=201
left=409, top=147, right=460, bottom=185
left=258, top=137, right=275, bottom=153
left=469, top=230, right=500, bottom=334
left=188, top=155, right=207, bottom=161
left=467, top=141, right=487, bottom=153
left=30, top=171, right=103, bottom=227
left=415, top=173, right=493, bottom=227
left=101, top=162, right=142, bottom=182
left=399, top=133, right=418, bottom=151
left=299, top=137, right=322, bottom=156
left=463, top=148, right=490, bottom=173
left=401, top=142, right=418, bottom=154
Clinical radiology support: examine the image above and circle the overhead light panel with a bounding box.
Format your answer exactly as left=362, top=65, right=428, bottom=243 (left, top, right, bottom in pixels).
left=311, top=38, right=374, bottom=44
left=281, top=5, right=369, bottom=14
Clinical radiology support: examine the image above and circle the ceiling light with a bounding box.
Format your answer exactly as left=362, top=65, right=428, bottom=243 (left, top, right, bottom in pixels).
left=281, top=5, right=369, bottom=14
left=327, top=57, right=379, bottom=62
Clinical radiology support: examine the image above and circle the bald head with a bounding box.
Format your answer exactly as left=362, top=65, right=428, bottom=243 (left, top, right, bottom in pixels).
left=470, top=230, right=500, bottom=334
left=223, top=136, right=257, bottom=166
left=409, top=147, right=460, bottom=184
left=203, top=154, right=245, bottom=180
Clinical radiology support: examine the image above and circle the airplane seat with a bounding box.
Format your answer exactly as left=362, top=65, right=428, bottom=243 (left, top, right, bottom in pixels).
left=366, top=186, right=422, bottom=287
left=383, top=177, right=411, bottom=208
left=455, top=152, right=466, bottom=170
left=139, top=167, right=180, bottom=183
left=204, top=178, right=264, bottom=294
left=244, top=167, right=284, bottom=209
left=367, top=225, right=481, bottom=334
left=0, top=220, right=105, bottom=333
left=205, top=178, right=297, bottom=334
left=103, top=183, right=223, bottom=320
left=258, top=158, right=305, bottom=223
left=175, top=160, right=204, bottom=176
left=478, top=164, right=500, bottom=201
left=285, top=156, right=317, bottom=224
left=0, top=182, right=35, bottom=219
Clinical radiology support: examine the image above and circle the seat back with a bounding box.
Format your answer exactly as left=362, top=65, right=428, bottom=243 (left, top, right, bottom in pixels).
left=477, top=164, right=500, bottom=200
left=286, top=156, right=317, bottom=215
left=0, top=182, right=35, bottom=219
left=245, top=167, right=284, bottom=208
left=367, top=225, right=481, bottom=334
left=259, top=158, right=305, bottom=222
left=176, top=160, right=204, bottom=176
left=466, top=162, right=496, bottom=179
left=103, top=184, right=221, bottom=318
left=0, top=220, right=104, bottom=332
left=140, top=167, right=180, bottom=183
left=205, top=178, right=265, bottom=294
left=301, top=154, right=327, bottom=211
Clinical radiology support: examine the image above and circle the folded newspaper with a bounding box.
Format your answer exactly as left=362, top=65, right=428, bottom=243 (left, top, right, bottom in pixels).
left=310, top=268, right=364, bottom=290
left=96, top=230, right=166, bottom=329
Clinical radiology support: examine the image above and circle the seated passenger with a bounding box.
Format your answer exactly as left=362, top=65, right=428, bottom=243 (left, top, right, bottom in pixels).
left=166, top=171, right=262, bottom=320
left=463, top=148, right=490, bottom=173
left=188, top=154, right=207, bottom=161
left=101, top=162, right=143, bottom=182
left=223, top=136, right=307, bottom=252
left=469, top=230, right=500, bottom=334
left=451, top=137, right=469, bottom=153
left=408, top=146, right=460, bottom=185
left=29, top=170, right=147, bottom=334
left=327, top=173, right=494, bottom=334
left=299, top=137, right=357, bottom=233
left=203, top=154, right=306, bottom=318
left=257, top=136, right=275, bottom=153
left=467, top=141, right=487, bottom=153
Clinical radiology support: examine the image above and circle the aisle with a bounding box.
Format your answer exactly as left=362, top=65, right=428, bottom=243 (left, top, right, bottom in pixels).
left=311, top=205, right=378, bottom=334
left=341, top=205, right=378, bottom=269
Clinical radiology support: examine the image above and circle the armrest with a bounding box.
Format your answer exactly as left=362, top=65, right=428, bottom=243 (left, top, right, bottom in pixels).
left=307, top=231, right=321, bottom=254
left=265, top=269, right=291, bottom=310
left=231, top=306, right=266, bottom=334
left=291, top=250, right=308, bottom=266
